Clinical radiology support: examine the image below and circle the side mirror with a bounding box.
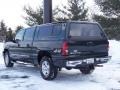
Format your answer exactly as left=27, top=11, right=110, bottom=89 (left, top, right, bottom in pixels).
left=12, top=39, right=20, bottom=43
left=15, top=39, right=21, bottom=43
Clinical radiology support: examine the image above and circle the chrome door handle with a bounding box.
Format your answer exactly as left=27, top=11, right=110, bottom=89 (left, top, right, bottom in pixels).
left=27, top=44, right=30, bottom=47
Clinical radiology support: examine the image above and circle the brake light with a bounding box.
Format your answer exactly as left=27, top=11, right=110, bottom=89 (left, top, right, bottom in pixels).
left=61, top=41, right=69, bottom=56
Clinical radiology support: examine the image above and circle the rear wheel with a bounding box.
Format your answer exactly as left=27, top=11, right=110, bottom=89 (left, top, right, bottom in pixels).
left=40, top=56, right=58, bottom=80
left=4, top=51, right=14, bottom=67
left=80, top=65, right=95, bottom=74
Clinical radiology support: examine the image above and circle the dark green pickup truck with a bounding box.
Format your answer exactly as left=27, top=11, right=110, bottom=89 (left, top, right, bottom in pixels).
left=3, top=21, right=111, bottom=80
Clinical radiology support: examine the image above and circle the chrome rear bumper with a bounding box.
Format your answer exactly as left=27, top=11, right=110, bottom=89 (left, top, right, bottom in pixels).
left=66, top=56, right=111, bottom=67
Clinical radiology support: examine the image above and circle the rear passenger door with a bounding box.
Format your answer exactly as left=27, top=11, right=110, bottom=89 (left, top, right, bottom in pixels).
left=32, top=25, right=53, bottom=64
left=33, top=25, right=53, bottom=52
left=18, top=27, right=36, bottom=63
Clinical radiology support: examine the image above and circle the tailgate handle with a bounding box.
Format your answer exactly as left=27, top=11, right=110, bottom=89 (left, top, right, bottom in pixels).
left=87, top=42, right=94, bottom=46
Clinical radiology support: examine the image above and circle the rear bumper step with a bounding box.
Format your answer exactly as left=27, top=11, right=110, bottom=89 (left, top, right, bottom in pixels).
left=66, top=56, right=111, bottom=67
left=95, top=65, right=103, bottom=67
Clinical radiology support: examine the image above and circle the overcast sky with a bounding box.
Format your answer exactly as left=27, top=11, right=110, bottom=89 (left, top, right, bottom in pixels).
left=0, top=0, right=94, bottom=29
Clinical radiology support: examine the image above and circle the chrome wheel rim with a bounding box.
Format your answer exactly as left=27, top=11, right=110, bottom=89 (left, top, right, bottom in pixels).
left=4, top=53, right=9, bottom=65
left=42, top=61, right=50, bottom=77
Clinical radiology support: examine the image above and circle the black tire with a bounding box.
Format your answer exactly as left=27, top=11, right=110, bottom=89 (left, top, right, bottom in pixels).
left=80, top=65, right=95, bottom=74
left=40, top=56, right=58, bottom=80
left=4, top=51, right=14, bottom=67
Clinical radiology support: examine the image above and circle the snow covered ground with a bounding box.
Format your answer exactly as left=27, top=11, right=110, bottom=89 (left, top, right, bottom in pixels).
left=0, top=40, right=120, bottom=90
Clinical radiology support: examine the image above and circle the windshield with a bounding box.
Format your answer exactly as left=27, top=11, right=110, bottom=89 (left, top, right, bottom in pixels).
left=69, top=23, right=105, bottom=40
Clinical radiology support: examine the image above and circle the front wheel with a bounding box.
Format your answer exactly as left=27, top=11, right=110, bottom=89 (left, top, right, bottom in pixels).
left=40, top=56, right=58, bottom=80
left=4, top=52, right=14, bottom=67
left=80, top=65, right=95, bottom=74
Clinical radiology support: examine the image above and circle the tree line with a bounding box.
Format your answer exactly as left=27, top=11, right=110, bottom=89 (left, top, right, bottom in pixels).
left=0, top=0, right=120, bottom=41
left=0, top=21, right=23, bottom=42
left=94, top=0, right=120, bottom=40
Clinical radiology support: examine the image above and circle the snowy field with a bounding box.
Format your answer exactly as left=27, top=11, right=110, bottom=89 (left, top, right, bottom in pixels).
left=0, top=40, right=120, bottom=90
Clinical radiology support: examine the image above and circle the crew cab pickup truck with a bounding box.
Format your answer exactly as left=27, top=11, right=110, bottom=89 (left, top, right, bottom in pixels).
left=3, top=21, right=111, bottom=80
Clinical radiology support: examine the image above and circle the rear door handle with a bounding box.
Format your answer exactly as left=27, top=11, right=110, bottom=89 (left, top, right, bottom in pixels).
left=27, top=44, right=30, bottom=47
left=87, top=42, right=94, bottom=46
left=18, top=43, right=20, bottom=47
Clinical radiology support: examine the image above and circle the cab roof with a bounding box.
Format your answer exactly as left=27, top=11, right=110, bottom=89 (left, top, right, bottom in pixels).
left=36, top=21, right=99, bottom=26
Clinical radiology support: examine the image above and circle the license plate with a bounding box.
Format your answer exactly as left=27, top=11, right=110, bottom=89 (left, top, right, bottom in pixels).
left=86, top=58, right=94, bottom=64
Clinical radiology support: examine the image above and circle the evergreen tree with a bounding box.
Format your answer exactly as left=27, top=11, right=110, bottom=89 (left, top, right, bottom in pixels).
left=23, top=5, right=61, bottom=26
left=94, top=0, right=120, bottom=40
left=56, top=0, right=88, bottom=21
left=0, top=20, right=7, bottom=36
left=0, top=20, right=7, bottom=41
left=23, top=0, right=88, bottom=26
left=95, top=0, right=120, bottom=17
left=6, top=28, right=13, bottom=41
left=15, top=25, right=24, bottom=33
left=24, top=6, right=43, bottom=26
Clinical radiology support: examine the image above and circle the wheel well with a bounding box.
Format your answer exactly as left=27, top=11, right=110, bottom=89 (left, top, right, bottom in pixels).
left=37, top=51, right=52, bottom=64
left=3, top=49, right=9, bottom=58
left=3, top=49, right=8, bottom=54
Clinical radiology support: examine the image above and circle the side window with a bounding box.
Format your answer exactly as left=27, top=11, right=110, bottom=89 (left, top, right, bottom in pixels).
left=35, top=25, right=52, bottom=40
left=52, top=24, right=61, bottom=36
left=24, top=27, right=35, bottom=41
left=15, top=29, right=25, bottom=41
left=52, top=23, right=66, bottom=37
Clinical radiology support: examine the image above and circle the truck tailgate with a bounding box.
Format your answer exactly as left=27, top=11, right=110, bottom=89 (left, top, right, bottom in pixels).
left=68, top=40, right=109, bottom=58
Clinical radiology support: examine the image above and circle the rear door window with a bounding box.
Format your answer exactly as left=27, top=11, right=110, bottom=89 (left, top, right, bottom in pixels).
left=35, top=25, right=52, bottom=40
left=52, top=24, right=61, bottom=35
left=52, top=23, right=66, bottom=38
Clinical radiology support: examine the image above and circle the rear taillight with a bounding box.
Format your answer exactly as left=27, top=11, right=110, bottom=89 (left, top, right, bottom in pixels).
left=61, top=41, right=69, bottom=56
